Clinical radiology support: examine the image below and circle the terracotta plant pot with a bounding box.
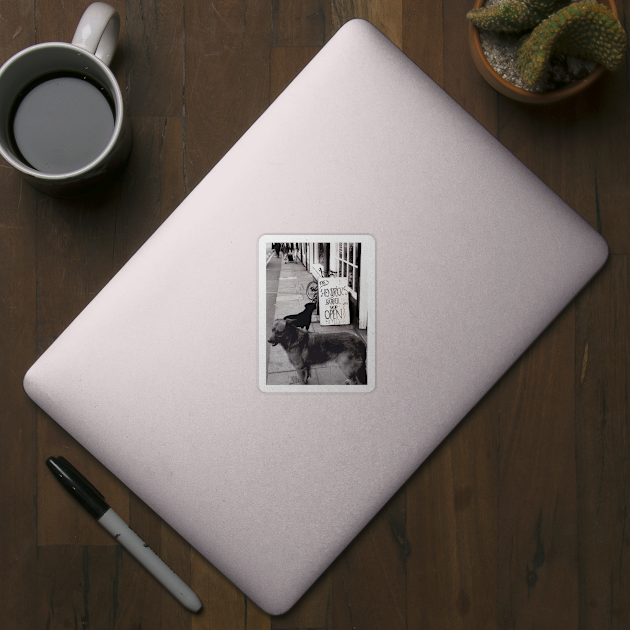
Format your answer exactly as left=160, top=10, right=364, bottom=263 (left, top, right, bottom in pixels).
left=468, top=0, right=619, bottom=103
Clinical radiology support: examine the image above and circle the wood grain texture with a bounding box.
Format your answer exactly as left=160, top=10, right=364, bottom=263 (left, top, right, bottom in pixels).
left=407, top=393, right=498, bottom=629
left=1, top=0, right=629, bottom=627
left=112, top=116, right=185, bottom=270
left=576, top=256, right=630, bottom=630
left=190, top=548, right=247, bottom=630
left=36, top=545, right=119, bottom=630
left=331, top=486, right=408, bottom=630
left=126, top=0, right=184, bottom=117
left=0, top=156, right=38, bottom=630
left=403, top=0, right=444, bottom=88
left=332, top=0, right=402, bottom=48
left=271, top=573, right=332, bottom=629
left=184, top=0, right=271, bottom=191
left=583, top=72, right=630, bottom=254
left=272, top=0, right=331, bottom=46
left=497, top=305, right=579, bottom=629
left=494, top=55, right=630, bottom=256
left=0, top=5, right=40, bottom=630
left=270, top=47, right=321, bottom=103
left=443, top=0, right=497, bottom=132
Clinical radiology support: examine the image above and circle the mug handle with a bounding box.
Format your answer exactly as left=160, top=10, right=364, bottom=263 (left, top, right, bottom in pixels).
left=71, top=2, right=120, bottom=67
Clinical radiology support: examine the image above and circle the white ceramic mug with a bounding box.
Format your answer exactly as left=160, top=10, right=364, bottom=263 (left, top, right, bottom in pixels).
left=0, top=2, right=131, bottom=197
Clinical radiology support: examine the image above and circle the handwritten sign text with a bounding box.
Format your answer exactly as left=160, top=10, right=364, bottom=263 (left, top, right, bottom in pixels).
left=319, top=277, right=350, bottom=326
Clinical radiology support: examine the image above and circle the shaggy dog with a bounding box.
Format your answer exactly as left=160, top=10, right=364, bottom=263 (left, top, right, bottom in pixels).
left=283, top=302, right=317, bottom=331
left=268, top=319, right=367, bottom=384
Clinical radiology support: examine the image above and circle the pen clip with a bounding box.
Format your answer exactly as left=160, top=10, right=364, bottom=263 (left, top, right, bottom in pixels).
left=54, top=456, right=106, bottom=502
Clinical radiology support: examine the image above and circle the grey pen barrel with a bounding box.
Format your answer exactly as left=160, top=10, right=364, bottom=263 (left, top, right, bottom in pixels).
left=98, top=508, right=202, bottom=612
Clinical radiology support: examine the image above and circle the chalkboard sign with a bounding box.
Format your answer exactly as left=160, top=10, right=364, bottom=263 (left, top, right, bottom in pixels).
left=319, top=277, right=350, bottom=326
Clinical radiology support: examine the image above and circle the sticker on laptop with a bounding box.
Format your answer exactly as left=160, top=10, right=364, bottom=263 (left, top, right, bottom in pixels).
left=259, top=235, right=375, bottom=393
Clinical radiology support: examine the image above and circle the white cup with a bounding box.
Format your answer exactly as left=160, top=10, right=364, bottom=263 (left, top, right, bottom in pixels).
left=0, top=3, right=132, bottom=197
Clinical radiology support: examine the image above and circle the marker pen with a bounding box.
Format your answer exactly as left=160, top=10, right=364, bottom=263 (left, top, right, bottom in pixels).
left=46, top=456, right=202, bottom=613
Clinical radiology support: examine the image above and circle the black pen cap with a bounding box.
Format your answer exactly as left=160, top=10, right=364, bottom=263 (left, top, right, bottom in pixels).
left=46, top=456, right=110, bottom=519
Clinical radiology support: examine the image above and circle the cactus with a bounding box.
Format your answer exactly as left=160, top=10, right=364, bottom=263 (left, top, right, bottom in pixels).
left=516, top=1, right=627, bottom=85
left=467, top=0, right=568, bottom=33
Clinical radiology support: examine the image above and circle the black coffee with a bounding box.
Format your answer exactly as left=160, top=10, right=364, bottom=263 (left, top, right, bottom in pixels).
left=10, top=73, right=115, bottom=174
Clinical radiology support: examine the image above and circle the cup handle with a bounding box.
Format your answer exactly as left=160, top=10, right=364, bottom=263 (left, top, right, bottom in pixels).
left=71, top=2, right=120, bottom=67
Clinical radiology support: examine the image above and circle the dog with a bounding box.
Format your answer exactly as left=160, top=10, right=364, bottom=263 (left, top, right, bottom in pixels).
left=283, top=302, right=317, bottom=331
left=267, top=319, right=367, bottom=384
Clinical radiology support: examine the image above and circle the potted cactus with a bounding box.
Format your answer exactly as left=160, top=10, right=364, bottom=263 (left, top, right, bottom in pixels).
left=467, top=0, right=627, bottom=102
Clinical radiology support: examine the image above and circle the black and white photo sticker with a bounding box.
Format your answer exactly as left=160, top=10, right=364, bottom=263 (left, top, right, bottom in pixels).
left=260, top=235, right=375, bottom=393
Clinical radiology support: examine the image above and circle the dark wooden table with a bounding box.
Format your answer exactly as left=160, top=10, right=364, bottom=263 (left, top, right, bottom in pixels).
left=2, top=0, right=628, bottom=628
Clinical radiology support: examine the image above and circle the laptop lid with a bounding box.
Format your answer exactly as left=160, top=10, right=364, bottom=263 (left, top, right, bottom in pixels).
left=23, top=19, right=607, bottom=614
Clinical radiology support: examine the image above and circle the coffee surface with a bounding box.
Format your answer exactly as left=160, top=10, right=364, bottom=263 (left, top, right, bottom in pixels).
left=12, top=75, right=115, bottom=174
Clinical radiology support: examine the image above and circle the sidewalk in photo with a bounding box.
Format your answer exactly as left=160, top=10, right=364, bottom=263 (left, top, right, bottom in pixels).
left=266, top=255, right=364, bottom=386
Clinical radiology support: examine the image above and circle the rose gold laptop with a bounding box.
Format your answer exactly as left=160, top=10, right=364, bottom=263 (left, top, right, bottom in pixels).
left=24, top=19, right=607, bottom=614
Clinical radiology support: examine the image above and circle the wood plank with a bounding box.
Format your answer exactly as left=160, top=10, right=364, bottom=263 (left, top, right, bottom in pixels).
left=497, top=305, right=578, bottom=628
left=575, top=256, right=630, bottom=629
left=36, top=545, right=118, bottom=630
left=270, top=47, right=321, bottom=103
left=159, top=117, right=187, bottom=221
left=247, top=599, right=272, bottom=630
left=576, top=0, right=630, bottom=253
left=443, top=0, right=497, bottom=132
left=407, top=392, right=499, bottom=629
left=492, top=42, right=628, bottom=629
left=0, top=137, right=38, bottom=630
left=0, top=5, right=39, bottom=629
left=112, top=116, right=185, bottom=271
left=492, top=80, right=617, bottom=630
left=330, top=486, right=407, bottom=630
left=493, top=58, right=630, bottom=255
left=36, top=0, right=126, bottom=47
left=184, top=0, right=272, bottom=192
left=331, top=0, right=402, bottom=48
left=0, top=0, right=36, bottom=56
left=34, top=187, right=120, bottom=354
left=402, top=0, right=444, bottom=88
left=126, top=0, right=184, bottom=117
left=271, top=573, right=332, bottom=629
left=496, top=97, right=598, bottom=219
left=583, top=72, right=630, bottom=254
left=272, top=0, right=331, bottom=47
left=190, top=548, right=247, bottom=630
